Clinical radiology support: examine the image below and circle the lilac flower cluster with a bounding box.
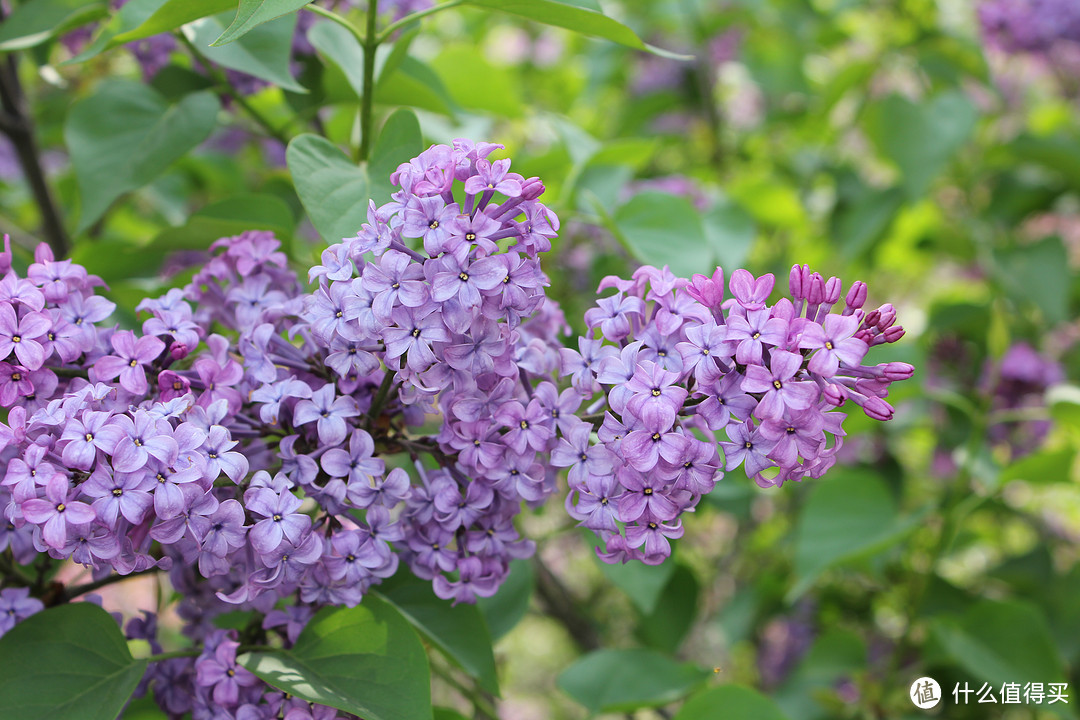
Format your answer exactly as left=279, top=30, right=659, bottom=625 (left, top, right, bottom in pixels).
left=978, top=0, right=1080, bottom=55
left=0, top=138, right=564, bottom=717
left=557, top=264, right=912, bottom=564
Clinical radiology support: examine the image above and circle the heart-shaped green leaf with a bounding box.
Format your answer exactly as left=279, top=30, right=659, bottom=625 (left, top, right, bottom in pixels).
left=185, top=12, right=307, bottom=94
left=0, top=603, right=149, bottom=720
left=287, top=133, right=370, bottom=244
left=64, top=80, right=219, bottom=231
left=558, top=648, right=709, bottom=714
left=240, top=595, right=432, bottom=720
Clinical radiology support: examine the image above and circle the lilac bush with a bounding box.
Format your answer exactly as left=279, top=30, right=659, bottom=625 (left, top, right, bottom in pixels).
left=0, top=138, right=911, bottom=717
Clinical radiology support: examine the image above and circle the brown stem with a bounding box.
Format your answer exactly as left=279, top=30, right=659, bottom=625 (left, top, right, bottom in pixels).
left=0, top=22, right=71, bottom=257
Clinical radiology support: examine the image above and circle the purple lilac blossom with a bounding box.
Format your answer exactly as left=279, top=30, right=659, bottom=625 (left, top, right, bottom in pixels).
left=557, top=262, right=911, bottom=564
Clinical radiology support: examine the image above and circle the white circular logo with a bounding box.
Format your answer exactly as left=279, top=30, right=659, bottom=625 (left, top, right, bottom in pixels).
left=910, top=677, right=942, bottom=709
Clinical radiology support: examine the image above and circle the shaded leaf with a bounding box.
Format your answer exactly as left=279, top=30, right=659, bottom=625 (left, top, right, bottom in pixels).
left=557, top=649, right=708, bottom=714
left=613, top=191, right=712, bottom=278
left=674, top=685, right=790, bottom=720
left=463, top=0, right=689, bottom=59
left=635, top=563, right=699, bottom=653
left=376, top=572, right=499, bottom=695
left=286, top=133, right=370, bottom=244
left=831, top=185, right=904, bottom=258
left=240, top=595, right=432, bottom=720
left=995, top=236, right=1069, bottom=325
left=214, top=0, right=311, bottom=46
left=790, top=467, right=920, bottom=599
left=68, top=0, right=167, bottom=64
left=0, top=0, right=106, bottom=52
left=308, top=19, right=366, bottom=100
left=703, top=198, right=756, bottom=270
left=64, top=80, right=219, bottom=230
left=368, top=108, right=424, bottom=205
left=589, top=531, right=675, bottom=615
left=185, top=12, right=307, bottom=93
left=0, top=603, right=149, bottom=720
left=863, top=92, right=978, bottom=199
left=108, top=0, right=233, bottom=46
left=477, top=558, right=534, bottom=641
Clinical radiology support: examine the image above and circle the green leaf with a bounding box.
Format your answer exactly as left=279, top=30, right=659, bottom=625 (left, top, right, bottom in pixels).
left=994, top=236, right=1069, bottom=325
left=613, top=192, right=712, bottom=278
left=308, top=19, right=366, bottom=99
left=674, top=685, right=790, bottom=720
left=376, top=57, right=458, bottom=116
left=240, top=595, right=432, bottom=720
left=368, top=108, right=423, bottom=206
left=68, top=0, right=168, bottom=64
left=1008, top=134, right=1080, bottom=190
left=0, top=0, right=106, bottom=52
left=790, top=467, right=919, bottom=599
left=287, top=133, right=370, bottom=244
left=557, top=649, right=708, bottom=714
left=108, top=0, right=233, bottom=46
left=999, top=448, right=1075, bottom=486
left=433, top=709, right=470, bottom=720
left=0, top=603, right=149, bottom=720
left=773, top=629, right=865, bottom=720
left=376, top=572, right=499, bottom=695
left=703, top=198, right=756, bottom=270
left=185, top=12, right=307, bottom=94
left=214, top=0, right=312, bottom=45
left=462, top=0, right=690, bottom=59
left=64, top=81, right=219, bottom=231
left=931, top=599, right=1067, bottom=691
left=831, top=185, right=904, bottom=258
left=433, top=45, right=522, bottom=117
left=477, top=558, right=534, bottom=641
left=863, top=92, right=978, bottom=199
left=1049, top=385, right=1080, bottom=431
left=589, top=531, right=675, bottom=615
left=635, top=564, right=699, bottom=653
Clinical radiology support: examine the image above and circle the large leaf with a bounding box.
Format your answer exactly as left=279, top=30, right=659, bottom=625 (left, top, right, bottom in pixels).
left=994, top=235, right=1070, bottom=325
left=831, top=185, right=904, bottom=258
left=463, top=0, right=689, bottom=59
left=376, top=572, right=499, bottom=695
left=477, top=558, right=534, bottom=641
left=613, top=191, right=712, bottom=278
left=213, top=0, right=312, bottom=46
left=0, top=0, right=106, bottom=52
left=184, top=12, right=307, bottom=93
left=107, top=0, right=234, bottom=47
left=703, top=198, right=756, bottom=270
left=588, top=531, right=675, bottom=615
left=790, top=467, right=920, bottom=598
left=376, top=57, right=458, bottom=116
left=931, top=599, right=1068, bottom=703
left=308, top=19, right=367, bottom=99
left=635, top=563, right=699, bottom=653
left=674, top=685, right=790, bottom=720
left=557, top=649, right=708, bottom=714
left=64, top=81, right=219, bottom=231
left=368, top=108, right=423, bottom=205
left=69, top=0, right=168, bottom=64
left=863, top=91, right=978, bottom=199
left=240, top=595, right=432, bottom=720
left=287, top=133, right=370, bottom=243
left=0, top=603, right=149, bottom=720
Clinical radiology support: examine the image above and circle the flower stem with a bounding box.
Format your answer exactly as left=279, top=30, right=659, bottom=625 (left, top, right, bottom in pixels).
left=358, top=0, right=380, bottom=162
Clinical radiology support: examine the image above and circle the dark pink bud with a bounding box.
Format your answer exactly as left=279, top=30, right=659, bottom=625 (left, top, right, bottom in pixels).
left=823, top=276, right=842, bottom=305
left=170, top=343, right=190, bottom=361
left=789, top=264, right=810, bottom=300
left=844, top=281, right=867, bottom=313
left=862, top=309, right=880, bottom=328
left=875, top=304, right=896, bottom=330
left=822, top=382, right=847, bottom=406
left=881, top=362, right=914, bottom=381
left=860, top=396, right=894, bottom=421
left=882, top=325, right=905, bottom=343
left=519, top=177, right=545, bottom=201
left=806, top=272, right=825, bottom=305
